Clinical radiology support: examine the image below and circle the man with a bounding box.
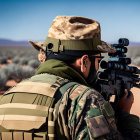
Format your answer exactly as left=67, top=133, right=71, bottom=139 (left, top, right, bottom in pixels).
left=0, top=16, right=139, bottom=140
left=29, top=40, right=46, bottom=63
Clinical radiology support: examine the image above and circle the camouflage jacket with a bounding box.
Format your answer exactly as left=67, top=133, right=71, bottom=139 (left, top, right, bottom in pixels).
left=0, top=59, right=139, bottom=140
left=35, top=59, right=140, bottom=140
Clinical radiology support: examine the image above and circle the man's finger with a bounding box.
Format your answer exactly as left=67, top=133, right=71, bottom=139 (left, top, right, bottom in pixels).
left=124, top=89, right=129, bottom=98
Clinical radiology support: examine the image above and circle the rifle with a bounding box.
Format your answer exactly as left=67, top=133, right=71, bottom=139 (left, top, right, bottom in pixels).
left=97, top=38, right=140, bottom=103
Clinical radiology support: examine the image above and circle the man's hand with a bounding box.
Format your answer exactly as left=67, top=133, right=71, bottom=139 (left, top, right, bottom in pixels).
left=118, top=89, right=134, bottom=115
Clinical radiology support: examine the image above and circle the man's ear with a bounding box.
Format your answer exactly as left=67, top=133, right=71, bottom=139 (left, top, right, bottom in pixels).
left=81, top=55, right=88, bottom=73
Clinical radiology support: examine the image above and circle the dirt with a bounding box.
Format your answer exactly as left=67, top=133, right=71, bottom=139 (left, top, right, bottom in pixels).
left=6, top=80, right=17, bottom=87
left=131, top=87, right=140, bottom=117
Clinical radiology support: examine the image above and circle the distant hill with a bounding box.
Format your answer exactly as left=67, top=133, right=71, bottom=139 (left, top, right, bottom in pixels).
left=0, top=38, right=30, bottom=47
left=0, top=38, right=140, bottom=47
left=129, top=42, right=140, bottom=47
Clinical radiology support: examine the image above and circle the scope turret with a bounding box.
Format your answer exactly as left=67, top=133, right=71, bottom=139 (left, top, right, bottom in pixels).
left=118, top=38, right=129, bottom=46
left=109, top=38, right=129, bottom=57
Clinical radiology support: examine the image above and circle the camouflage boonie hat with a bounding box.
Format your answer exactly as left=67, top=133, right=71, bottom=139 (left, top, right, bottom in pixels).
left=44, top=16, right=116, bottom=53
left=28, top=40, right=45, bottom=51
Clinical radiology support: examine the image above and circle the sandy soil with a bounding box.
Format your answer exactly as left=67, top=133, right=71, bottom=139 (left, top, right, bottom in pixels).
left=6, top=80, right=17, bottom=87
left=130, top=65, right=140, bottom=117
left=131, top=87, right=140, bottom=117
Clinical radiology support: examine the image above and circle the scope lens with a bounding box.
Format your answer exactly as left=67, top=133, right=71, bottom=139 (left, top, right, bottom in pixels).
left=118, top=38, right=129, bottom=46
left=100, top=61, right=107, bottom=69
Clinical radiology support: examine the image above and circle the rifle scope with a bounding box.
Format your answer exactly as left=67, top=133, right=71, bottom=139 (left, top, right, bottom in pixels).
left=100, top=60, right=140, bottom=74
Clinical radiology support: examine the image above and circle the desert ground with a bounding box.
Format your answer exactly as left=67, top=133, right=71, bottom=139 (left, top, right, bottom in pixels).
left=130, top=65, right=140, bottom=117
left=131, top=87, right=140, bottom=117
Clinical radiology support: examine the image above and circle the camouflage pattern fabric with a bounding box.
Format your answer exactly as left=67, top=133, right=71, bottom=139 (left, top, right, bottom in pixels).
left=57, top=84, right=122, bottom=140
left=28, top=40, right=45, bottom=51
left=46, top=16, right=116, bottom=53
left=0, top=59, right=140, bottom=140
left=57, top=84, right=140, bottom=140
left=48, top=16, right=101, bottom=40
left=36, top=59, right=140, bottom=140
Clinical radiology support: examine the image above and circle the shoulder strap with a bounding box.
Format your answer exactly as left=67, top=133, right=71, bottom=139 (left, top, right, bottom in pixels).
left=54, top=81, right=79, bottom=104
left=47, top=81, right=79, bottom=140
left=53, top=81, right=79, bottom=116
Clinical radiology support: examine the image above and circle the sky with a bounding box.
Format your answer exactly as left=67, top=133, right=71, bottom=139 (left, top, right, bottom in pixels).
left=0, top=0, right=140, bottom=43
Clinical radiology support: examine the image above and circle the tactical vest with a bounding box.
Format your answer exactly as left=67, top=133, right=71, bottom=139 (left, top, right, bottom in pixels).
left=0, top=73, right=78, bottom=140
left=0, top=73, right=118, bottom=140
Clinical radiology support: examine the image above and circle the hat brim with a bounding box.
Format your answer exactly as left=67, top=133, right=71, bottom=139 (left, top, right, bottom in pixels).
left=97, top=41, right=116, bottom=53
left=28, top=40, right=44, bottom=51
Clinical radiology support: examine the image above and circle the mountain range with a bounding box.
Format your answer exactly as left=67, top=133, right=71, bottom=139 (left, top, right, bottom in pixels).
left=0, top=38, right=140, bottom=47
left=0, top=39, right=30, bottom=47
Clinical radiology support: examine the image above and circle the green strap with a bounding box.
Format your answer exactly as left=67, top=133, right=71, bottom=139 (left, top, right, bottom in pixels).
left=54, top=82, right=78, bottom=104
left=44, top=37, right=101, bottom=52
left=60, top=82, right=78, bottom=95
left=52, top=82, right=78, bottom=140
left=52, top=82, right=79, bottom=121
left=47, top=82, right=78, bottom=140
left=53, top=81, right=78, bottom=120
